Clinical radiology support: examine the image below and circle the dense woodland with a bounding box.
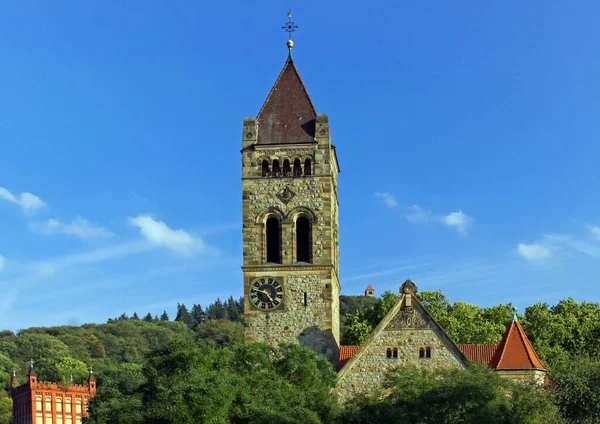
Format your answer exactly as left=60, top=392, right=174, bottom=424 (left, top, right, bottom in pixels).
left=0, top=292, right=598, bottom=423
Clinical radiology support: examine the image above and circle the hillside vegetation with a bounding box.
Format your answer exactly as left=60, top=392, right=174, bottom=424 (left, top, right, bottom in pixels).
left=0, top=292, right=597, bottom=423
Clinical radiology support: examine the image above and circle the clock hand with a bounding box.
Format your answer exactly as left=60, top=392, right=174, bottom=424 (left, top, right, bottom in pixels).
left=256, top=289, right=274, bottom=302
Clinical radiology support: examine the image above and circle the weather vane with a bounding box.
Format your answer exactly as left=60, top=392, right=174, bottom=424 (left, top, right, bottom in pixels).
left=282, top=9, right=298, bottom=40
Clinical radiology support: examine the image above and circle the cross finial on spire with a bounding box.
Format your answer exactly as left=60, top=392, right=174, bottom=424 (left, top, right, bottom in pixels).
left=282, top=9, right=298, bottom=40
left=512, top=306, right=518, bottom=321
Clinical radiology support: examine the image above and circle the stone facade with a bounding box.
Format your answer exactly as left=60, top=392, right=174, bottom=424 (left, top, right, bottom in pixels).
left=241, top=112, right=341, bottom=365
left=337, top=282, right=466, bottom=403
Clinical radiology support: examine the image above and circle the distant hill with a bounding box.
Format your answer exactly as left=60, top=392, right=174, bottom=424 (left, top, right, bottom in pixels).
left=339, top=295, right=378, bottom=329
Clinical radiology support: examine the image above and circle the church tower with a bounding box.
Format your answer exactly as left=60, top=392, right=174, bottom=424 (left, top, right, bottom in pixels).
left=241, top=35, right=341, bottom=365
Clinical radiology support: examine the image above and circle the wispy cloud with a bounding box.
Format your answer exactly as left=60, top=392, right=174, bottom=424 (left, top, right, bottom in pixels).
left=517, top=243, right=551, bottom=261
left=0, top=255, right=5, bottom=271
left=442, top=210, right=473, bottom=236
left=347, top=262, right=436, bottom=281
left=29, top=217, right=114, bottom=240
left=405, top=205, right=432, bottom=224
left=404, top=204, right=473, bottom=236
left=374, top=192, right=399, bottom=208
left=0, top=187, right=46, bottom=215
left=129, top=215, right=205, bottom=255
left=588, top=225, right=600, bottom=241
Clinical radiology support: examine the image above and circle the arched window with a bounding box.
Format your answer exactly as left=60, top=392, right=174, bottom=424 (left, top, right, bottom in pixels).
left=419, top=348, right=425, bottom=358
left=261, top=160, right=270, bottom=177
left=393, top=348, right=398, bottom=358
left=386, top=348, right=392, bottom=359
left=304, top=158, right=312, bottom=176
left=272, top=160, right=281, bottom=177
left=296, top=216, right=312, bottom=263
left=293, top=159, right=302, bottom=176
left=283, top=159, right=291, bottom=177
left=266, top=217, right=281, bottom=263
left=426, top=347, right=431, bottom=358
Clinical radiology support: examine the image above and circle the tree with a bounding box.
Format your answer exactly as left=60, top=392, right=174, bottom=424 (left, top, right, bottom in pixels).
left=339, top=364, right=560, bottom=423
left=0, top=392, right=12, bottom=424
left=205, top=298, right=227, bottom=320
left=226, top=296, right=240, bottom=322
left=131, top=312, right=140, bottom=321
left=160, top=311, right=169, bottom=321
left=195, top=320, right=243, bottom=346
left=190, top=304, right=205, bottom=326
left=142, top=313, right=154, bottom=323
left=174, top=303, right=194, bottom=328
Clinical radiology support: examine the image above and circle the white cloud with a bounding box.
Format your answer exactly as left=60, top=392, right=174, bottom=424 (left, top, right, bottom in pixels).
left=517, top=243, right=551, bottom=261
left=442, top=210, right=473, bottom=236
left=588, top=225, right=600, bottom=241
left=0, top=187, right=47, bottom=215
left=39, top=265, right=56, bottom=277
left=30, top=217, right=114, bottom=239
left=374, top=192, right=399, bottom=208
left=128, top=215, right=204, bottom=255
left=405, top=205, right=432, bottom=224
left=0, top=255, right=5, bottom=271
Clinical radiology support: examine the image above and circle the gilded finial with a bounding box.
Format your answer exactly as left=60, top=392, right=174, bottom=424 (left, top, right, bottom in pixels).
left=512, top=306, right=518, bottom=321
left=89, top=366, right=93, bottom=374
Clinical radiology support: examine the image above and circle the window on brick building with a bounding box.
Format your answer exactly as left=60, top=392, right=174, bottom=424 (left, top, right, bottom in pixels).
left=296, top=216, right=312, bottom=263
left=293, top=159, right=302, bottom=176
left=266, top=217, right=281, bottom=263
left=304, top=158, right=312, bottom=176
left=261, top=160, right=270, bottom=177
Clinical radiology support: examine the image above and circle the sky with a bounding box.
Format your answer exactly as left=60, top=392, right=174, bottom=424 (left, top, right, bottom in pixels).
left=1, top=1, right=600, bottom=331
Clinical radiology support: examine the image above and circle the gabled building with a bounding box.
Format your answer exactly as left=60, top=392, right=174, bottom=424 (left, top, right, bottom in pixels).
left=337, top=281, right=547, bottom=401
left=11, top=362, right=96, bottom=424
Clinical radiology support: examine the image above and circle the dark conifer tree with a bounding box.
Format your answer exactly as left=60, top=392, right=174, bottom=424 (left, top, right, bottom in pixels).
left=175, top=303, right=194, bottom=328
left=143, top=313, right=154, bottom=322
left=160, top=311, right=169, bottom=321
left=132, top=312, right=140, bottom=320
left=191, top=304, right=206, bottom=326
left=226, top=296, right=240, bottom=322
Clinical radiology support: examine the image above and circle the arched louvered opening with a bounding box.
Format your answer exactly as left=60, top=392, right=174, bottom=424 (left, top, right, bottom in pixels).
left=296, top=216, right=312, bottom=263
left=266, top=217, right=281, bottom=263
left=386, top=348, right=392, bottom=359
left=272, top=160, right=281, bottom=177
left=282, top=159, right=291, bottom=177
left=293, top=159, right=302, bottom=176
left=261, top=160, right=270, bottom=177
left=304, top=158, right=312, bottom=176
left=419, top=348, right=425, bottom=358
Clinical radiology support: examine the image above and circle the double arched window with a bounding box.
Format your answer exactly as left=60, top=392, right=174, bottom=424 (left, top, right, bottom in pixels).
left=386, top=348, right=398, bottom=359
left=419, top=347, right=432, bottom=358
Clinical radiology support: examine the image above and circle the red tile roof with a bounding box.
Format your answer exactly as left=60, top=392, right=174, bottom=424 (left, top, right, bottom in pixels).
left=256, top=55, right=317, bottom=145
left=366, top=285, right=375, bottom=291
left=489, top=320, right=546, bottom=370
left=339, top=345, right=360, bottom=370
left=458, top=344, right=498, bottom=365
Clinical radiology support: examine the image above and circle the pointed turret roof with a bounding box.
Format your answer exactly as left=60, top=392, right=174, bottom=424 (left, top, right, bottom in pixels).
left=28, top=360, right=36, bottom=377
left=256, top=49, right=317, bottom=145
left=489, top=319, right=546, bottom=370
left=365, top=285, right=375, bottom=291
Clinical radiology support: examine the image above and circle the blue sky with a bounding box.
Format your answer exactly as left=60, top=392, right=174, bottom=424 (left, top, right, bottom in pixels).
left=1, top=1, right=600, bottom=331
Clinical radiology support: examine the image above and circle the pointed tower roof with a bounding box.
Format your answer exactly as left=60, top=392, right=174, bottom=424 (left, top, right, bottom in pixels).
left=256, top=43, right=317, bottom=145
left=489, top=314, right=546, bottom=371
left=28, top=360, right=36, bottom=377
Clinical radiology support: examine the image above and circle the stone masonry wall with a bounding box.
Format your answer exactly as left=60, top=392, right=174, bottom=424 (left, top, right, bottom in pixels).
left=337, top=309, right=464, bottom=403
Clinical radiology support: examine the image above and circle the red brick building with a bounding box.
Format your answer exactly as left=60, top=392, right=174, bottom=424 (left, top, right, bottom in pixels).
left=11, top=363, right=96, bottom=424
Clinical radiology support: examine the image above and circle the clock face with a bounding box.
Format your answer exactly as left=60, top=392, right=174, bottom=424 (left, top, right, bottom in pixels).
left=249, top=277, right=284, bottom=310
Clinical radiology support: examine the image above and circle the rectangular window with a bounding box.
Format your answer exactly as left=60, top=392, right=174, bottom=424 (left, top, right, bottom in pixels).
left=56, top=397, right=63, bottom=413
left=36, top=396, right=42, bottom=411
left=304, top=292, right=307, bottom=306
left=45, top=397, right=52, bottom=412
left=76, top=399, right=82, bottom=414
left=66, top=398, right=72, bottom=414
